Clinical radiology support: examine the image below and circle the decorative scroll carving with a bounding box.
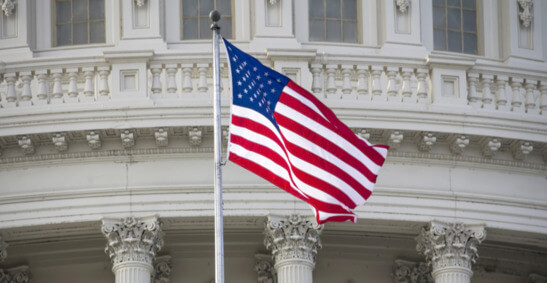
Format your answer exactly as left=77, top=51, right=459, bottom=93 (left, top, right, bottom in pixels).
left=449, top=135, right=469, bottom=155
left=416, top=221, right=486, bottom=272
left=518, top=0, right=533, bottom=28
left=102, top=216, right=164, bottom=266
left=87, top=131, right=102, bottom=149
left=480, top=137, right=501, bottom=158
left=153, top=255, right=172, bottom=283
left=255, top=253, right=276, bottom=283
left=155, top=128, right=168, bottom=147
left=0, top=265, right=31, bottom=283
left=417, top=132, right=437, bottom=152
left=1, top=0, right=15, bottom=17
left=511, top=140, right=533, bottom=161
left=121, top=130, right=135, bottom=149
left=18, top=136, right=34, bottom=155
left=264, top=215, right=323, bottom=264
left=52, top=133, right=68, bottom=152
left=392, top=259, right=433, bottom=283
left=387, top=131, right=404, bottom=150
left=188, top=127, right=202, bottom=146
left=396, top=0, right=410, bottom=13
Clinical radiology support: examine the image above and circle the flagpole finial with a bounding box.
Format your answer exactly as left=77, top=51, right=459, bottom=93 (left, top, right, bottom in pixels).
left=210, top=10, right=221, bottom=30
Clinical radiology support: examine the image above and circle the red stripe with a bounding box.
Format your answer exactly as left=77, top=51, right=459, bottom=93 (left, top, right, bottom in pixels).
left=229, top=152, right=357, bottom=217
left=285, top=81, right=389, bottom=165
left=275, top=113, right=378, bottom=184
left=280, top=134, right=372, bottom=202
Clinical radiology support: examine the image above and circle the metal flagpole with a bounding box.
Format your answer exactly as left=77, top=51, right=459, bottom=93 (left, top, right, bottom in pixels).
left=210, top=10, right=225, bottom=283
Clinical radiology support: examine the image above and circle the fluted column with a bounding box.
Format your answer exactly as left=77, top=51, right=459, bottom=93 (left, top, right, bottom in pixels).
left=264, top=215, right=323, bottom=283
left=416, top=221, right=486, bottom=283
left=102, top=216, right=164, bottom=283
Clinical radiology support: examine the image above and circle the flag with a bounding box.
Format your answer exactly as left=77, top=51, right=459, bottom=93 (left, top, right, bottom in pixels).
left=223, top=38, right=389, bottom=224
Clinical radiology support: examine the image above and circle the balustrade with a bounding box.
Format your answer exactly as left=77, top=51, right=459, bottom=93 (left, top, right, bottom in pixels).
left=0, top=58, right=544, bottom=120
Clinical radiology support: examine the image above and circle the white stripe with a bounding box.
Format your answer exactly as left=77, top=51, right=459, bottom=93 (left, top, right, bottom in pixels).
left=275, top=102, right=383, bottom=175
left=279, top=124, right=376, bottom=190
left=285, top=85, right=388, bottom=159
left=317, top=210, right=357, bottom=223
left=230, top=106, right=351, bottom=210
left=283, top=86, right=328, bottom=121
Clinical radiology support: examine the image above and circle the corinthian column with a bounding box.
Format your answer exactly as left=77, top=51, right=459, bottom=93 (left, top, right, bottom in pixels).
left=264, top=215, right=323, bottom=283
left=416, top=221, right=486, bottom=283
left=102, top=216, right=164, bottom=283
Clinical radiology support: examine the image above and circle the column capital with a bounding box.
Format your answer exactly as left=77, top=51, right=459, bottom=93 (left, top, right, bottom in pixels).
left=0, top=265, right=32, bottom=283
left=102, top=216, right=164, bottom=267
left=255, top=253, right=276, bottom=283
left=392, top=259, right=433, bottom=283
left=153, top=255, right=172, bottom=283
left=416, top=221, right=486, bottom=272
left=264, top=214, right=323, bottom=265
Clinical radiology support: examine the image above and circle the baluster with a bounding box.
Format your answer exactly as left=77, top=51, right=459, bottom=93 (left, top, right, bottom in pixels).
left=197, top=63, right=209, bottom=93
left=325, top=64, right=338, bottom=99
left=356, top=65, right=369, bottom=99
left=19, top=72, right=33, bottom=107
left=36, top=71, right=49, bottom=105
left=481, top=74, right=495, bottom=110
left=166, top=64, right=178, bottom=95
left=371, top=66, right=383, bottom=101
left=540, top=82, right=547, bottom=115
left=50, top=69, right=64, bottom=104
left=400, top=68, right=413, bottom=103
left=98, top=67, right=110, bottom=98
left=416, top=69, right=429, bottom=103
left=524, top=81, right=539, bottom=114
left=341, top=64, right=354, bottom=100
left=181, top=64, right=193, bottom=93
left=310, top=63, right=323, bottom=95
left=495, top=75, right=509, bottom=111
left=82, top=68, right=96, bottom=102
left=4, top=73, right=17, bottom=107
left=66, top=68, right=80, bottom=103
left=510, top=78, right=524, bottom=113
left=150, top=64, right=163, bottom=96
left=467, top=73, right=481, bottom=108
left=386, top=67, right=399, bottom=102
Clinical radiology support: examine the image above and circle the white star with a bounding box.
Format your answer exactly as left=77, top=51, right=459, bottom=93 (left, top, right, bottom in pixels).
left=259, top=84, right=264, bottom=89
left=268, top=80, right=272, bottom=85
left=238, top=93, right=242, bottom=99
left=243, top=61, right=247, bottom=66
left=248, top=85, right=252, bottom=90
left=276, top=79, right=281, bottom=83
left=256, top=75, right=261, bottom=80
left=228, top=46, right=232, bottom=51
left=236, top=69, right=240, bottom=74
left=237, top=81, right=242, bottom=86
left=250, top=97, right=253, bottom=102
left=244, top=89, right=248, bottom=94
left=271, top=89, right=275, bottom=93
left=242, top=77, right=246, bottom=82
left=259, top=102, right=262, bottom=107
left=264, top=72, right=269, bottom=76
left=253, top=67, right=258, bottom=71
left=232, top=57, right=237, bottom=62
left=267, top=101, right=271, bottom=105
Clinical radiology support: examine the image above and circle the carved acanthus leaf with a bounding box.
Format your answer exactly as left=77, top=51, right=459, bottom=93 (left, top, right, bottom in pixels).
left=396, top=0, right=410, bottom=13
left=153, top=255, right=172, bottom=283
left=255, top=253, right=276, bottom=283
left=0, top=265, right=31, bottom=283
left=416, top=221, right=486, bottom=271
left=393, top=259, right=433, bottom=283
left=518, top=0, right=533, bottom=28
left=264, top=215, right=323, bottom=264
left=1, top=0, right=15, bottom=17
left=102, top=216, right=164, bottom=266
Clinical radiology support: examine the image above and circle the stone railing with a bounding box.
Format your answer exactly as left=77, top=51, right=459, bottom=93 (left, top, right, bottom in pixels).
left=306, top=61, right=547, bottom=116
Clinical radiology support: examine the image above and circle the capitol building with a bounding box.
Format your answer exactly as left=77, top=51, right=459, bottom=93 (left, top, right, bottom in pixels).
left=0, top=0, right=546, bottom=282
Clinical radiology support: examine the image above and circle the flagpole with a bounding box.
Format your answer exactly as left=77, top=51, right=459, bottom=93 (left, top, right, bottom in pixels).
left=210, top=10, right=225, bottom=283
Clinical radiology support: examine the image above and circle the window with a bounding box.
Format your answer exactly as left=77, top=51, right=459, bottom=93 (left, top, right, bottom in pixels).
left=433, top=0, right=478, bottom=54
left=309, top=0, right=358, bottom=43
left=182, top=0, right=232, bottom=39
left=53, top=0, right=105, bottom=46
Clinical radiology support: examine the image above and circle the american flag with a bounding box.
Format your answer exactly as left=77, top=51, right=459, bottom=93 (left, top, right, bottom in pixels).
left=223, top=38, right=389, bottom=224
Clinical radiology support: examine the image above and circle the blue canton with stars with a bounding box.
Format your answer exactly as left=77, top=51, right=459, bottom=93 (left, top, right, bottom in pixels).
left=223, top=38, right=290, bottom=128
